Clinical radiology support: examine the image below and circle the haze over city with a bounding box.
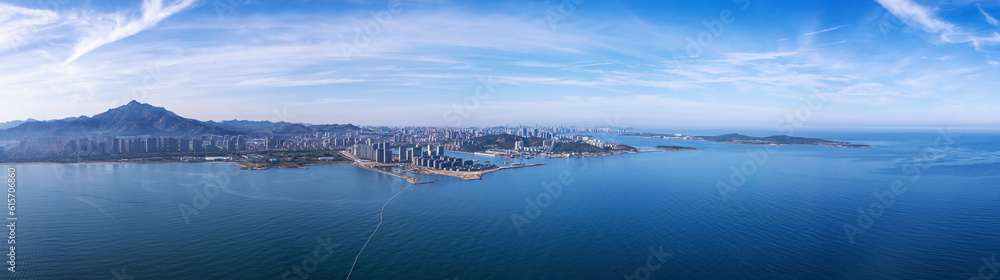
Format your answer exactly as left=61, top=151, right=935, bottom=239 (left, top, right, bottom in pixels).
left=1, top=0, right=999, bottom=129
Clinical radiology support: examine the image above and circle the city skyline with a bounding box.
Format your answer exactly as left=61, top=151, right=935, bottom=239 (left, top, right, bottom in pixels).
left=2, top=0, right=999, bottom=129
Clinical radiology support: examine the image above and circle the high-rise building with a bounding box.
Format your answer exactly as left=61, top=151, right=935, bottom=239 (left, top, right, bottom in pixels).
left=265, top=137, right=277, bottom=150
left=179, top=138, right=191, bottom=152
left=123, top=139, right=131, bottom=154
left=378, top=148, right=393, bottom=163
left=19, top=138, right=28, bottom=153
left=375, top=148, right=386, bottom=163
left=144, top=138, right=159, bottom=153
left=405, top=148, right=414, bottom=162
left=435, top=146, right=445, bottom=156
left=111, top=139, right=122, bottom=154
left=397, top=146, right=407, bottom=161
left=236, top=137, right=246, bottom=150
left=192, top=139, right=204, bottom=152
left=97, top=141, right=109, bottom=154
left=78, top=138, right=91, bottom=155
left=352, top=144, right=376, bottom=161
left=167, top=138, right=179, bottom=152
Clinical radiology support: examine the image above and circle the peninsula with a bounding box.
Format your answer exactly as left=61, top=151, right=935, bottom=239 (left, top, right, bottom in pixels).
left=629, top=133, right=872, bottom=148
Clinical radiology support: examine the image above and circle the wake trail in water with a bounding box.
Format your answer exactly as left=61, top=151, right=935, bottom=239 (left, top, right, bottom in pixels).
left=346, top=183, right=417, bottom=280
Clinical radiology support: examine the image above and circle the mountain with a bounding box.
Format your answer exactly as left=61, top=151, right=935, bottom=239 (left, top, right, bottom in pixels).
left=204, top=120, right=296, bottom=130
left=0, top=101, right=238, bottom=138
left=0, top=119, right=36, bottom=130
left=0, top=101, right=362, bottom=139
left=204, top=120, right=359, bottom=136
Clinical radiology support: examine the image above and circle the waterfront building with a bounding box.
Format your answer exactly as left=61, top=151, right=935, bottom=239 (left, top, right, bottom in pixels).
left=265, top=137, right=277, bottom=150
left=192, top=139, right=204, bottom=152
left=236, top=137, right=246, bottom=150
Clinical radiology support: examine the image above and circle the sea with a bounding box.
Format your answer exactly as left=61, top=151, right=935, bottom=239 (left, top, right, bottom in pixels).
left=7, top=130, right=1000, bottom=279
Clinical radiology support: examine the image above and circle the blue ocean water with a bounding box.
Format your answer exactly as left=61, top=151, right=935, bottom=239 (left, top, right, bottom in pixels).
left=7, top=131, right=1000, bottom=279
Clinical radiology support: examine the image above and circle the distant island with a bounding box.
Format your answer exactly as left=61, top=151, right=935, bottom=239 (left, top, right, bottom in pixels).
left=656, top=145, right=698, bottom=151
left=628, top=133, right=872, bottom=148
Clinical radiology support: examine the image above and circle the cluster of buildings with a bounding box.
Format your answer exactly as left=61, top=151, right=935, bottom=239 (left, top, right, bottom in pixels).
left=0, top=125, right=638, bottom=161
left=108, top=136, right=248, bottom=154
left=3, top=135, right=252, bottom=159
left=350, top=143, right=446, bottom=164
left=349, top=143, right=495, bottom=171
left=411, top=155, right=496, bottom=172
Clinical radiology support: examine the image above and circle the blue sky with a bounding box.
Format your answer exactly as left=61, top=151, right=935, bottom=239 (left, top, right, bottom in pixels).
left=1, top=0, right=998, bottom=130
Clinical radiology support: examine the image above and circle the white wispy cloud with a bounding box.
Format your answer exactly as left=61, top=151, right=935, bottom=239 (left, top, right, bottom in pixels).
left=2, top=2, right=999, bottom=126
left=876, top=0, right=1000, bottom=51
left=875, top=0, right=955, bottom=35
left=979, top=6, right=999, bottom=27
left=722, top=52, right=798, bottom=63
left=65, top=0, right=198, bottom=63
left=799, top=25, right=847, bottom=37
left=560, top=62, right=611, bottom=70
left=0, top=3, right=60, bottom=51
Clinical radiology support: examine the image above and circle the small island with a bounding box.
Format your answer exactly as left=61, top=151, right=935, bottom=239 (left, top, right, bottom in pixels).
left=629, top=133, right=872, bottom=148
left=656, top=145, right=698, bottom=151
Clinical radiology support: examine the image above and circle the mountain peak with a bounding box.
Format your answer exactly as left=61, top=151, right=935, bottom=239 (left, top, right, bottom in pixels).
left=125, top=100, right=146, bottom=107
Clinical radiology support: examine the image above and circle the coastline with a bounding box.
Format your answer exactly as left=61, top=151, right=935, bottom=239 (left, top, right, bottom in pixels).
left=353, top=163, right=426, bottom=184
left=2, top=161, right=235, bottom=166
left=405, top=162, right=545, bottom=180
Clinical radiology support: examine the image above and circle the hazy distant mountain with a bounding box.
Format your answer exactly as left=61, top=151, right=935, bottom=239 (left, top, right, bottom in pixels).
left=204, top=120, right=296, bottom=130
left=0, top=101, right=360, bottom=139
left=0, top=119, right=37, bottom=130
left=0, top=101, right=237, bottom=138
left=204, top=120, right=358, bottom=136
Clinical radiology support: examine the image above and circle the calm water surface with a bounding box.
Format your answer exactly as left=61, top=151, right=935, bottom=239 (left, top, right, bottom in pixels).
left=9, top=131, right=1000, bottom=279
